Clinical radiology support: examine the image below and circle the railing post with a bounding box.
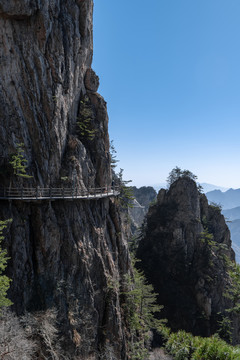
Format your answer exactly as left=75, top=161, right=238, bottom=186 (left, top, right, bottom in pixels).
left=50, top=187, right=52, bottom=199
left=21, top=187, right=23, bottom=200
left=62, top=187, right=64, bottom=199
left=36, top=187, right=38, bottom=200
left=3, top=188, right=6, bottom=198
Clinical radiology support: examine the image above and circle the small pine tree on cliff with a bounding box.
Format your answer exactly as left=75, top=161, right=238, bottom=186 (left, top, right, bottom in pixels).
left=10, top=143, right=32, bottom=178
left=167, top=166, right=197, bottom=187
left=0, top=219, right=12, bottom=311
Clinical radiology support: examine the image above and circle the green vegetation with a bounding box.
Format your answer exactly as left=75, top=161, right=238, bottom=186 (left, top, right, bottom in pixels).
left=0, top=219, right=12, bottom=311
left=117, top=168, right=134, bottom=209
left=225, top=262, right=240, bottom=315
left=109, top=143, right=134, bottom=208
left=122, top=257, right=164, bottom=359
left=163, top=329, right=240, bottom=360
left=209, top=202, right=223, bottom=212
left=110, top=140, right=119, bottom=169
left=217, top=315, right=233, bottom=343
left=10, top=143, right=32, bottom=178
left=121, top=255, right=240, bottom=360
left=60, top=176, right=69, bottom=182
left=167, top=166, right=197, bottom=187
left=77, top=95, right=96, bottom=140
left=200, top=229, right=218, bottom=249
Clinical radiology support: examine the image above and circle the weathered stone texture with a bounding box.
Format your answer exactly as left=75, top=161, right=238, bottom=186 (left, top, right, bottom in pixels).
left=137, top=177, right=238, bottom=341
left=0, top=0, right=40, bottom=18
left=129, top=186, right=157, bottom=230
left=84, top=68, right=99, bottom=92
left=0, top=0, right=129, bottom=358
left=0, top=0, right=110, bottom=188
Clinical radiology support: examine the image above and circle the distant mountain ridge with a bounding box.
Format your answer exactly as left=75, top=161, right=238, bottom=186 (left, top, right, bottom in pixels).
left=151, top=182, right=229, bottom=193
left=227, top=219, right=240, bottom=263
left=200, top=183, right=229, bottom=193
left=206, top=189, right=240, bottom=263
left=206, top=188, right=240, bottom=210
left=222, top=207, right=240, bottom=221
left=129, top=186, right=157, bottom=231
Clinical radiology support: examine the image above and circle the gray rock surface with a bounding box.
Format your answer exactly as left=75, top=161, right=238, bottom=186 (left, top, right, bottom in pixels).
left=0, top=0, right=40, bottom=18
left=137, top=177, right=238, bottom=341
left=129, top=186, right=157, bottom=230
left=84, top=68, right=100, bottom=92
left=0, top=1, right=130, bottom=358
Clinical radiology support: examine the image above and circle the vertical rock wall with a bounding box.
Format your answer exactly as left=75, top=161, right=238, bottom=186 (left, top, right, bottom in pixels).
left=137, top=177, right=238, bottom=341
left=0, top=1, right=130, bottom=358
left=0, top=0, right=110, bottom=188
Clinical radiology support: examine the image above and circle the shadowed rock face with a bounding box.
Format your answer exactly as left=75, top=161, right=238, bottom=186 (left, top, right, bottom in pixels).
left=137, top=177, right=238, bottom=341
left=0, top=0, right=40, bottom=18
left=0, top=1, right=130, bottom=358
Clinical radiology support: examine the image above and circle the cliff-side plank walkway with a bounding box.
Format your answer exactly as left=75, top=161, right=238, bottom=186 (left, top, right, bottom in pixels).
left=0, top=187, right=120, bottom=201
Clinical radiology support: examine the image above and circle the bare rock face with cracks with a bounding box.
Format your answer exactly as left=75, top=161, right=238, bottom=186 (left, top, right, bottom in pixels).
left=0, top=0, right=130, bottom=358
left=137, top=177, right=240, bottom=343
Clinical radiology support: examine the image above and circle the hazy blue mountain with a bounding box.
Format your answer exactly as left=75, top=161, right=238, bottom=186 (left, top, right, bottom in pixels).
left=152, top=183, right=167, bottom=191
left=206, top=188, right=240, bottom=210
left=222, top=207, right=240, bottom=221
left=152, top=182, right=229, bottom=194
left=228, top=219, right=240, bottom=263
left=200, top=183, right=228, bottom=193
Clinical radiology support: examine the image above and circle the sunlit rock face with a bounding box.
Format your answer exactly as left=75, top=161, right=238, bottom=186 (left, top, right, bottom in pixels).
left=137, top=177, right=239, bottom=341
left=0, top=0, right=110, bottom=188
left=0, top=1, right=130, bottom=358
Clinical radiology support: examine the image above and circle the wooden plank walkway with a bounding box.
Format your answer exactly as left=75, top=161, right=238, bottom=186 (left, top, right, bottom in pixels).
left=0, top=187, right=120, bottom=201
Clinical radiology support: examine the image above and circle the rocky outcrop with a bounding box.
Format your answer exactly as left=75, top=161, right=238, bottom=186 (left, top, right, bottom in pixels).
left=0, top=1, right=130, bottom=358
left=132, top=186, right=157, bottom=209
left=84, top=68, right=100, bottom=92
left=129, top=186, right=157, bottom=231
left=137, top=177, right=237, bottom=340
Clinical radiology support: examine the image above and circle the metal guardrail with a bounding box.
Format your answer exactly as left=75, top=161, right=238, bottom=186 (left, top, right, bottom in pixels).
left=0, top=186, right=120, bottom=201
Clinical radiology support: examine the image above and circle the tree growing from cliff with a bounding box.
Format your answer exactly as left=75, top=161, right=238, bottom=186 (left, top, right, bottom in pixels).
left=0, top=219, right=12, bottom=311
left=224, top=262, right=240, bottom=315
left=110, top=140, right=119, bottom=170
left=122, top=257, right=164, bottom=359
left=167, top=166, right=198, bottom=187
left=77, top=95, right=97, bottom=141
left=117, top=168, right=134, bottom=209
left=9, top=143, right=32, bottom=178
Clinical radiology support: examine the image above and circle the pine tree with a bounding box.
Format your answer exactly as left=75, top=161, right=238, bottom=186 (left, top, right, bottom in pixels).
left=110, top=140, right=119, bottom=169
left=122, top=257, right=164, bottom=359
left=10, top=143, right=32, bottom=178
left=0, top=219, right=12, bottom=311
left=167, top=166, right=197, bottom=186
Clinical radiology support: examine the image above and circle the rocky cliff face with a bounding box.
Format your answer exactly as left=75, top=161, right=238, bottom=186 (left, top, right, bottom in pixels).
left=132, top=186, right=157, bottom=209
left=137, top=177, right=238, bottom=341
left=0, top=1, right=130, bottom=358
left=129, top=186, right=157, bottom=231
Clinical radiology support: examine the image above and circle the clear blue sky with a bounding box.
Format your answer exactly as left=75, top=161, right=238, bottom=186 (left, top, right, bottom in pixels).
left=92, top=0, right=240, bottom=189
